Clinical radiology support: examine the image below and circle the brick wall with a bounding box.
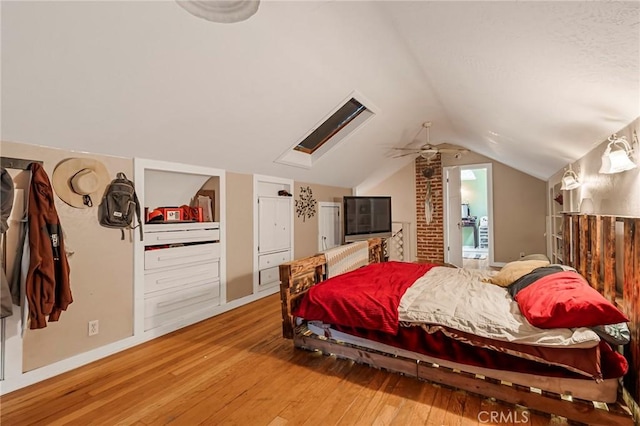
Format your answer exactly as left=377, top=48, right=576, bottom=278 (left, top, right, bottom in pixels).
left=415, top=155, right=444, bottom=262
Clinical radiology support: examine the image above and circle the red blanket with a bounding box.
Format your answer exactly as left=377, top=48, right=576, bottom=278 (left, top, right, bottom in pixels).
left=294, top=261, right=435, bottom=334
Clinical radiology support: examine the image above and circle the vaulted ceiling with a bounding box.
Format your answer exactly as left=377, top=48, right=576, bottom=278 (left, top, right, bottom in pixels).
left=2, top=1, right=639, bottom=189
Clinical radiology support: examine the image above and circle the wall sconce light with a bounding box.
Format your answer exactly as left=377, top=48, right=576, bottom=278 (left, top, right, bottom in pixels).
left=560, top=164, right=581, bottom=190
left=579, top=197, right=594, bottom=214
left=599, top=132, right=637, bottom=174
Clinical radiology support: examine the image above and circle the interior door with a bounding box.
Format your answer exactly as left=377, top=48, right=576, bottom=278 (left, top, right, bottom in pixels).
left=444, top=167, right=463, bottom=266
left=318, top=202, right=341, bottom=251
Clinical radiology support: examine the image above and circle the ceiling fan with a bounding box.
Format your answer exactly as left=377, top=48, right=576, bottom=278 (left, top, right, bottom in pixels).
left=393, top=122, right=469, bottom=160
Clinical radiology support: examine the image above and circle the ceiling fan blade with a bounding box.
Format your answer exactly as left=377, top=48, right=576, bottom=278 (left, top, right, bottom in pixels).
left=392, top=147, right=421, bottom=151
left=392, top=152, right=418, bottom=158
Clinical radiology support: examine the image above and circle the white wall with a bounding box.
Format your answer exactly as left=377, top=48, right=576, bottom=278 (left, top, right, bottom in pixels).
left=0, top=1, right=434, bottom=189
left=550, top=117, right=640, bottom=216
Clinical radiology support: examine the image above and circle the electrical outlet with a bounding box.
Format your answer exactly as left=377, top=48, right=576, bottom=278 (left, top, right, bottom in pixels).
left=88, top=320, right=99, bottom=336
left=519, top=252, right=525, bottom=258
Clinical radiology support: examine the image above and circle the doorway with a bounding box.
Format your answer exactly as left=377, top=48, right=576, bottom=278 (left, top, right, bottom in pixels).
left=318, top=202, right=341, bottom=252
left=443, top=164, right=494, bottom=269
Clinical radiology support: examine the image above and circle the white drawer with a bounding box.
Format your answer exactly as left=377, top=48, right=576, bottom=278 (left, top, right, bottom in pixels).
left=145, top=243, right=220, bottom=270
left=144, top=281, right=220, bottom=330
left=144, top=228, right=220, bottom=246
left=258, top=250, right=291, bottom=270
left=259, top=266, right=280, bottom=286
left=145, top=262, right=219, bottom=295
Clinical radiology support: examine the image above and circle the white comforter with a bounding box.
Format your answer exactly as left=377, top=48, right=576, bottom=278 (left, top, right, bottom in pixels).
left=398, top=266, right=600, bottom=348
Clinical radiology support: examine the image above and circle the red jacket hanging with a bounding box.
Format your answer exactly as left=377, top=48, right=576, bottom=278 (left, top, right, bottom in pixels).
left=26, top=163, right=72, bottom=329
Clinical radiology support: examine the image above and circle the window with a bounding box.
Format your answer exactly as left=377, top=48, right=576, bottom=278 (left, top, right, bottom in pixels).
left=276, top=91, right=376, bottom=169
left=294, top=98, right=366, bottom=154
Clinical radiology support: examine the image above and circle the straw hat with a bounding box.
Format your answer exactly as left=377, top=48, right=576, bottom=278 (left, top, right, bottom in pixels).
left=52, top=158, right=110, bottom=208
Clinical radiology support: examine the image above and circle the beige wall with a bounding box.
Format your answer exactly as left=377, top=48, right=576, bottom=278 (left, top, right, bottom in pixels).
left=359, top=162, right=416, bottom=224
left=362, top=152, right=547, bottom=263
left=2, top=141, right=133, bottom=372
left=362, top=153, right=548, bottom=263
left=1, top=141, right=354, bottom=374
left=225, top=172, right=254, bottom=301
left=360, top=162, right=417, bottom=260
left=293, top=181, right=352, bottom=259
left=443, top=152, right=547, bottom=262
left=549, top=117, right=640, bottom=217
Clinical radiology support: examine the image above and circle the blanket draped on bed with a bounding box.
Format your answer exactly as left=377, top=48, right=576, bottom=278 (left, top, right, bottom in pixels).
left=295, top=261, right=434, bottom=334
left=322, top=240, right=369, bottom=278
left=398, top=266, right=600, bottom=348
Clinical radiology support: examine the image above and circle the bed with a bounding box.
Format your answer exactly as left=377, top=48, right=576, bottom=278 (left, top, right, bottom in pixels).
left=279, top=215, right=640, bottom=426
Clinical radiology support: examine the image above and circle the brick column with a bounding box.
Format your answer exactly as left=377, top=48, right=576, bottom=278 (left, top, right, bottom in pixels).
left=415, top=155, right=444, bottom=263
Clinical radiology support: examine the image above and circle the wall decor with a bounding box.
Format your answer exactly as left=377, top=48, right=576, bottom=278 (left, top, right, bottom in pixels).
left=295, top=186, right=316, bottom=222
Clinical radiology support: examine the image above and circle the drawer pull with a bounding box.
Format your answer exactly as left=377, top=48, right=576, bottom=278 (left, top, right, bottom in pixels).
left=158, top=253, right=210, bottom=262
left=156, top=276, right=212, bottom=286
left=157, top=291, right=212, bottom=308
left=154, top=235, right=214, bottom=242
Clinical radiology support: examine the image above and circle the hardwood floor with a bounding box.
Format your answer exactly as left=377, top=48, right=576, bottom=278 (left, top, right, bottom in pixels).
left=0, top=294, right=562, bottom=425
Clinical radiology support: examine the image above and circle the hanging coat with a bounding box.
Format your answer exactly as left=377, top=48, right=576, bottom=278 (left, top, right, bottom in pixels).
left=1, top=167, right=14, bottom=318
left=25, top=163, right=72, bottom=329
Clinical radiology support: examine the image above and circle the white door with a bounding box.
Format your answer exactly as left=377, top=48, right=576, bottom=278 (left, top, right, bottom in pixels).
left=444, top=167, right=463, bottom=267
left=318, top=202, right=341, bottom=251
left=258, top=197, right=291, bottom=253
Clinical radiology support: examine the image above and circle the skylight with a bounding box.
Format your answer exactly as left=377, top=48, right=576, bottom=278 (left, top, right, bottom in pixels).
left=293, top=98, right=366, bottom=154
left=276, top=92, right=376, bottom=169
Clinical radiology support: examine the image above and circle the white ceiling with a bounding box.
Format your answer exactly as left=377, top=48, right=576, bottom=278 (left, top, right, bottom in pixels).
left=2, top=1, right=639, bottom=188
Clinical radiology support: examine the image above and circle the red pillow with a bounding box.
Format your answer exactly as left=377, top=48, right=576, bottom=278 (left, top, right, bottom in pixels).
left=515, top=271, right=629, bottom=328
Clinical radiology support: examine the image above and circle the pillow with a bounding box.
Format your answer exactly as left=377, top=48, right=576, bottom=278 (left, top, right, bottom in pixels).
left=507, top=266, right=563, bottom=298
left=487, top=259, right=550, bottom=287
left=548, top=263, right=577, bottom=272
left=518, top=253, right=550, bottom=262
left=592, top=322, right=631, bottom=345
left=515, top=271, right=629, bottom=328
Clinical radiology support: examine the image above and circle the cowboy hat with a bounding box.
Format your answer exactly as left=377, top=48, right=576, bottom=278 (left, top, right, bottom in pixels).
left=52, top=158, right=110, bottom=208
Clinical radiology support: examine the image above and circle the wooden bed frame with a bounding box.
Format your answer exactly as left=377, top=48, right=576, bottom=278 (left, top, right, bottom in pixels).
left=279, top=215, right=640, bottom=426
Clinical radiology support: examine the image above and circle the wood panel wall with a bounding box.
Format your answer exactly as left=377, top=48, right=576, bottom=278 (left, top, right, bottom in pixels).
left=563, top=214, right=640, bottom=404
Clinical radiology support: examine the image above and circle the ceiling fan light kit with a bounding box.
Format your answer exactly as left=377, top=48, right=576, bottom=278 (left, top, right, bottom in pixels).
left=392, top=121, right=468, bottom=160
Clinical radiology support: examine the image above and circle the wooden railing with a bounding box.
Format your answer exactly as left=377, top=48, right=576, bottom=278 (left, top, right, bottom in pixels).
left=563, top=214, right=639, bottom=412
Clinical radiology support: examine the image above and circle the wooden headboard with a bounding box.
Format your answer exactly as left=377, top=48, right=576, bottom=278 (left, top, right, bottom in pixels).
left=278, top=238, right=383, bottom=339
left=563, top=214, right=639, bottom=415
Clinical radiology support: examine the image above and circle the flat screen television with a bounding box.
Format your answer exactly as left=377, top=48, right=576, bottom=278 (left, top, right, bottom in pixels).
left=343, top=196, right=392, bottom=242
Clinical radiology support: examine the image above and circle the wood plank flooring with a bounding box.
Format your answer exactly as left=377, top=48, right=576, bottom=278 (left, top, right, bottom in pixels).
left=1, top=294, right=565, bottom=425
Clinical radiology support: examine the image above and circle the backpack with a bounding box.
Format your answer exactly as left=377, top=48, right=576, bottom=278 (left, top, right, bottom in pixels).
left=98, top=172, right=143, bottom=241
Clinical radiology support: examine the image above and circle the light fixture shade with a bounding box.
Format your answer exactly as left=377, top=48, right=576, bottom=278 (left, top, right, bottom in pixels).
left=599, top=134, right=637, bottom=174
left=579, top=198, right=594, bottom=214
left=560, top=169, right=580, bottom=190
left=606, top=149, right=637, bottom=173
left=599, top=152, right=612, bottom=174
